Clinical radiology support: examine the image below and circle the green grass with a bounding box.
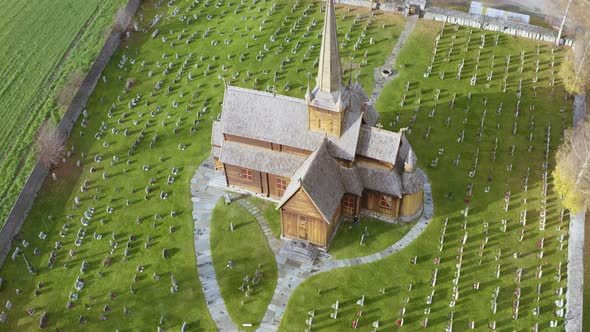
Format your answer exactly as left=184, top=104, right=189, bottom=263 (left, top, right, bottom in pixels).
left=0, top=0, right=127, bottom=227
left=0, top=1, right=404, bottom=330
left=329, top=217, right=416, bottom=259
left=247, top=197, right=281, bottom=238
left=210, top=198, right=278, bottom=329
left=280, top=20, right=572, bottom=331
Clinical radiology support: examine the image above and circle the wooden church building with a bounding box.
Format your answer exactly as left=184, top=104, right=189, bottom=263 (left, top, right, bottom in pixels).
left=211, top=0, right=424, bottom=249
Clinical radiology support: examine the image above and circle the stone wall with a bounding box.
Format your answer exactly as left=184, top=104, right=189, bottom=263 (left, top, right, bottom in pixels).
left=424, top=6, right=574, bottom=46
left=0, top=0, right=142, bottom=269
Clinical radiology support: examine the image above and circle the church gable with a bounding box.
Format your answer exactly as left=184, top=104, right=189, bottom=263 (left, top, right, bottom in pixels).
left=282, top=188, right=325, bottom=221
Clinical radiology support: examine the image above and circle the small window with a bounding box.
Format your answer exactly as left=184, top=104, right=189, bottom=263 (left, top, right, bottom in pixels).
left=240, top=168, right=253, bottom=181
left=379, top=194, right=392, bottom=209
left=343, top=195, right=355, bottom=209
left=276, top=177, right=287, bottom=195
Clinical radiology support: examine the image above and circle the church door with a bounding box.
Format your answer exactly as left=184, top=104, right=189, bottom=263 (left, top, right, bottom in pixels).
left=297, top=215, right=308, bottom=240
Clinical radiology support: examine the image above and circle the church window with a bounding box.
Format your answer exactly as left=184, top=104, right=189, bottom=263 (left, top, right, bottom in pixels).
left=240, top=168, right=253, bottom=181
left=276, top=177, right=287, bottom=196
left=343, top=195, right=355, bottom=209
left=379, top=194, right=392, bottom=209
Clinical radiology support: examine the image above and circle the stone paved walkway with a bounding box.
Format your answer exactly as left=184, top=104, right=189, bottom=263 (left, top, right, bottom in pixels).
left=371, top=15, right=418, bottom=102
left=190, top=161, right=236, bottom=331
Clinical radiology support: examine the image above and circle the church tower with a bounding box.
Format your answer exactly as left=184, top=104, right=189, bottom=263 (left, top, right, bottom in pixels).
left=307, top=0, right=347, bottom=137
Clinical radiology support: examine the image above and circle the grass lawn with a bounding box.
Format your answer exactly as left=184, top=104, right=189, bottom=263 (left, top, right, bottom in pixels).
left=0, top=1, right=404, bottom=330
left=280, top=20, right=572, bottom=331
left=329, top=218, right=416, bottom=259
left=210, top=198, right=278, bottom=329
left=247, top=197, right=282, bottom=239
left=0, top=0, right=127, bottom=226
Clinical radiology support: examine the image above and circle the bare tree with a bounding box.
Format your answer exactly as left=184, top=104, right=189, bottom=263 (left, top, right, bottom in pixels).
left=35, top=122, right=66, bottom=168
left=554, top=119, right=590, bottom=212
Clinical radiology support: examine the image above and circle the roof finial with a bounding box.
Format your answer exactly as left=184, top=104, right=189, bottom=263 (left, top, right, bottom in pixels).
left=305, top=81, right=312, bottom=103
left=337, top=90, right=345, bottom=112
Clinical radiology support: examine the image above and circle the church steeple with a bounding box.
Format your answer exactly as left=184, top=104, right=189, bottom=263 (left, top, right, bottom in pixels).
left=312, top=0, right=343, bottom=109
left=307, top=0, right=345, bottom=137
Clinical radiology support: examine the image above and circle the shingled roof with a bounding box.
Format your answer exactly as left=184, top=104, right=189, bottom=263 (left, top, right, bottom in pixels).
left=339, top=164, right=364, bottom=196
left=356, top=125, right=402, bottom=165
left=220, top=86, right=321, bottom=152
left=357, top=164, right=403, bottom=197
left=219, top=141, right=306, bottom=177
left=277, top=140, right=345, bottom=223
left=220, top=85, right=366, bottom=162
left=349, top=83, right=379, bottom=126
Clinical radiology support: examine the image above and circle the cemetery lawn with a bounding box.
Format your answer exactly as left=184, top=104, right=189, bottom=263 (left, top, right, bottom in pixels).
left=329, top=217, right=416, bottom=260
left=0, top=1, right=404, bottom=331
left=248, top=197, right=281, bottom=238
left=281, top=20, right=571, bottom=331
left=210, top=198, right=278, bottom=329
left=0, top=0, right=127, bottom=227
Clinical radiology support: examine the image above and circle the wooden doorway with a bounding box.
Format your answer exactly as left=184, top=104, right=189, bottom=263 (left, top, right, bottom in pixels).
left=297, top=215, right=308, bottom=240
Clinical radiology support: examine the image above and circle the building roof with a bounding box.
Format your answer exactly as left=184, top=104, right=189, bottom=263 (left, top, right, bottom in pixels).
left=356, top=125, right=402, bottom=165
left=402, top=169, right=424, bottom=194
left=221, top=86, right=321, bottom=151
left=357, top=164, right=403, bottom=198
left=278, top=140, right=345, bottom=222
left=220, top=85, right=366, bottom=162
left=349, top=83, right=379, bottom=126
left=325, top=109, right=363, bottom=160
left=339, top=165, right=364, bottom=196
left=219, top=141, right=306, bottom=177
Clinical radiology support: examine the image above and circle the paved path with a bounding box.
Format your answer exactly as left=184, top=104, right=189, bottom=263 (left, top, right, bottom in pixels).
left=371, top=15, right=418, bottom=102
left=190, top=162, right=236, bottom=331
left=565, top=70, right=587, bottom=332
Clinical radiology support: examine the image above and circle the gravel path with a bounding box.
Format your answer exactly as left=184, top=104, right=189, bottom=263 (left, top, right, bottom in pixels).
left=371, top=15, right=418, bottom=102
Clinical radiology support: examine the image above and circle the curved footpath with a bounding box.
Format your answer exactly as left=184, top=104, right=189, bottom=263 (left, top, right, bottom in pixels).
left=191, top=159, right=433, bottom=331
left=190, top=162, right=236, bottom=331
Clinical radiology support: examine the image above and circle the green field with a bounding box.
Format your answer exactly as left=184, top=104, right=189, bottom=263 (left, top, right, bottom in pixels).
left=280, top=20, right=572, bottom=331
left=0, top=0, right=126, bottom=226
left=0, top=1, right=404, bottom=330
left=330, top=217, right=416, bottom=260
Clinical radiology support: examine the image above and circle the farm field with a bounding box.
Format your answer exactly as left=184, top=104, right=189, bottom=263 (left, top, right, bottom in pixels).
left=0, top=1, right=404, bottom=330
left=280, top=20, right=572, bottom=331
left=0, top=0, right=126, bottom=226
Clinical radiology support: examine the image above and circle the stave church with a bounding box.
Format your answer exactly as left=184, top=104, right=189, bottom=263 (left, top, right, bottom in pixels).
left=211, top=0, right=424, bottom=249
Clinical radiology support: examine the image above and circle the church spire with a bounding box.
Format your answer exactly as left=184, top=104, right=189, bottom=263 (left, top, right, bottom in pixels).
left=314, top=0, right=342, bottom=104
